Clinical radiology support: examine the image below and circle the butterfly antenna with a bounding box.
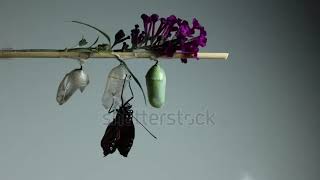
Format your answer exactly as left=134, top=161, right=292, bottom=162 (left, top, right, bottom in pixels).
left=133, top=116, right=157, bottom=139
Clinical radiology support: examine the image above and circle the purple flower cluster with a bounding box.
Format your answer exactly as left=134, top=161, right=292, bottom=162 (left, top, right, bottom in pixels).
left=130, top=14, right=207, bottom=63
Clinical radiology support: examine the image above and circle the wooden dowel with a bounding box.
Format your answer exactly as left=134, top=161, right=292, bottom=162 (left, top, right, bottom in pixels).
left=0, top=49, right=229, bottom=60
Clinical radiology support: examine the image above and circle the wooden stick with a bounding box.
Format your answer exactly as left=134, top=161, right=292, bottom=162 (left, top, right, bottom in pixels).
left=0, top=49, right=229, bottom=60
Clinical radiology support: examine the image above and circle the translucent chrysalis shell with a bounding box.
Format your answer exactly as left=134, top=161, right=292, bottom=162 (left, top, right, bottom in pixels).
left=102, top=63, right=130, bottom=111
left=56, top=68, right=89, bottom=105
left=145, top=63, right=166, bottom=108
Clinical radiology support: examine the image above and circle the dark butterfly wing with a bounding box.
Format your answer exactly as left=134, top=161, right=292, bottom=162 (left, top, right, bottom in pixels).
left=117, top=120, right=135, bottom=157
left=100, top=120, right=120, bottom=157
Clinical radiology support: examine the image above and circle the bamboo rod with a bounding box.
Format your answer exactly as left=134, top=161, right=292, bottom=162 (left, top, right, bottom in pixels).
left=0, top=49, right=229, bottom=60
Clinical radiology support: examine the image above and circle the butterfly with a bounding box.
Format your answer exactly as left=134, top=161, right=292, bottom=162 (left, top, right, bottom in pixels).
left=101, top=75, right=156, bottom=157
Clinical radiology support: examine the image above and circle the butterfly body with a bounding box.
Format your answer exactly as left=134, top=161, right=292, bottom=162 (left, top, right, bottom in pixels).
left=101, top=75, right=136, bottom=157
left=100, top=74, right=156, bottom=158
left=101, top=103, right=135, bottom=157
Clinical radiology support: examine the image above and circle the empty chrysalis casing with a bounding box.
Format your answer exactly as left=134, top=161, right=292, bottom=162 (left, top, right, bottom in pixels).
left=102, top=63, right=130, bottom=111
left=145, top=63, right=166, bottom=108
left=56, top=68, right=89, bottom=105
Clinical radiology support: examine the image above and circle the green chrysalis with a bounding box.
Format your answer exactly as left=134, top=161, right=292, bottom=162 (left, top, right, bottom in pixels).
left=145, top=63, right=166, bottom=108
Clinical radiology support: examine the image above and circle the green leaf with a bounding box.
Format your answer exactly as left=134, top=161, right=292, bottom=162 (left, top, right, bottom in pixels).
left=89, top=36, right=99, bottom=47
left=71, top=20, right=111, bottom=45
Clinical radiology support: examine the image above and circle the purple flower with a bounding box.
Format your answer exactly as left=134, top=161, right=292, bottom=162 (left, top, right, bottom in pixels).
left=163, top=41, right=176, bottom=57
left=141, top=14, right=150, bottom=31
left=150, top=14, right=159, bottom=22
left=197, top=35, right=207, bottom=47
left=150, top=14, right=159, bottom=39
left=141, top=14, right=150, bottom=20
left=181, top=40, right=199, bottom=57
left=166, top=15, right=177, bottom=25
left=129, top=14, right=207, bottom=63
left=192, top=18, right=201, bottom=29
left=199, top=27, right=207, bottom=36
left=178, top=21, right=192, bottom=37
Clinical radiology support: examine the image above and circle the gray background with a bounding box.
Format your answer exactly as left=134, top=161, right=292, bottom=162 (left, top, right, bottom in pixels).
left=0, top=0, right=319, bottom=180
